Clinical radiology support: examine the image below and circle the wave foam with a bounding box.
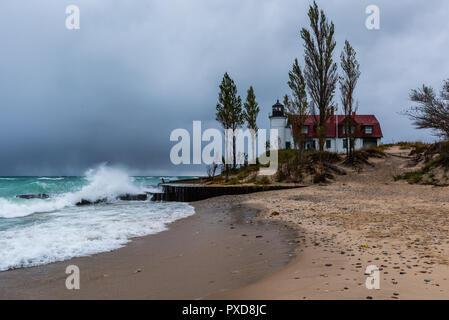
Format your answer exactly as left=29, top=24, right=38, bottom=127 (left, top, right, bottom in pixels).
left=0, top=165, right=144, bottom=219
left=0, top=201, right=195, bottom=271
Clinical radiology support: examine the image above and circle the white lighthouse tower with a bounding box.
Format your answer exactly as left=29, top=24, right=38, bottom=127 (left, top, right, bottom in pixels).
left=269, top=100, right=292, bottom=150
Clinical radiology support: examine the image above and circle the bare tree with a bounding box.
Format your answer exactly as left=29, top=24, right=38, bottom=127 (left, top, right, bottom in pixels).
left=404, top=79, right=449, bottom=139
left=339, top=40, right=361, bottom=158
left=206, top=162, right=219, bottom=179
left=300, top=1, right=338, bottom=152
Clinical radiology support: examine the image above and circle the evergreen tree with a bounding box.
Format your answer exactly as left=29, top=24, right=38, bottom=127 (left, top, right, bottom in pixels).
left=216, top=72, right=244, bottom=170
left=243, top=86, right=260, bottom=163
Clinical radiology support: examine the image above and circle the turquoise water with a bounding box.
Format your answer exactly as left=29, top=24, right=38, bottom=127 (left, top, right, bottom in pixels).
left=0, top=176, right=172, bottom=199
left=0, top=167, right=197, bottom=271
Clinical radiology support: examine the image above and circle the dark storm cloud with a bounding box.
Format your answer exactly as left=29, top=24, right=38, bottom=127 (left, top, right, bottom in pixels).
left=0, top=0, right=448, bottom=175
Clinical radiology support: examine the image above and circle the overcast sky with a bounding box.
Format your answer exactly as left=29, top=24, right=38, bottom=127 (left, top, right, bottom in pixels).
left=0, top=0, right=448, bottom=176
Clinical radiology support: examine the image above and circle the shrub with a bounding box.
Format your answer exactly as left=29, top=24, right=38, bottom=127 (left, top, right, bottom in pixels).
left=226, top=177, right=240, bottom=185
left=313, top=172, right=327, bottom=184
left=394, top=171, right=423, bottom=184
left=255, top=176, right=271, bottom=185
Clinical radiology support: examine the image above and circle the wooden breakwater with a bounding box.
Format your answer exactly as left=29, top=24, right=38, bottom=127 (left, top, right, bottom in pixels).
left=151, top=184, right=304, bottom=202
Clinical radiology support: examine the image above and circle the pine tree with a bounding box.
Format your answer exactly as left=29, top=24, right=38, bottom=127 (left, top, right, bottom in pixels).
left=216, top=72, right=244, bottom=170
left=243, top=86, right=260, bottom=163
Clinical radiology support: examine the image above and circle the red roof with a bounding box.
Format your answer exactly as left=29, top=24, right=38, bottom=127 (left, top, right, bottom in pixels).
left=290, top=115, right=383, bottom=138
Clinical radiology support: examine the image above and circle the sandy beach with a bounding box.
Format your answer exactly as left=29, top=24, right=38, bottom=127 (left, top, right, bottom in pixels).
left=2, top=147, right=449, bottom=300
left=210, top=147, right=449, bottom=299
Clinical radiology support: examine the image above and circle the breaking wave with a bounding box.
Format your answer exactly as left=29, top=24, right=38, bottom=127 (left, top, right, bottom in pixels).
left=0, top=165, right=144, bottom=219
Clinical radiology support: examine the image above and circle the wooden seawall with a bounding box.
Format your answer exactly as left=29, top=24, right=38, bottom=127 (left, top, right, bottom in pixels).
left=151, top=184, right=303, bottom=202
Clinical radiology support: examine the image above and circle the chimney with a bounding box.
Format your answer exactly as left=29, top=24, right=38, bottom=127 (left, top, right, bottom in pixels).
left=331, top=106, right=335, bottom=116
left=352, top=111, right=356, bottom=117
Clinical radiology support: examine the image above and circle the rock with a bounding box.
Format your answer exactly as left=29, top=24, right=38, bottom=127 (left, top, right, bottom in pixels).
left=76, top=198, right=107, bottom=206
left=325, top=264, right=333, bottom=267
left=118, top=194, right=148, bottom=201
left=16, top=194, right=50, bottom=199
left=271, top=211, right=280, bottom=216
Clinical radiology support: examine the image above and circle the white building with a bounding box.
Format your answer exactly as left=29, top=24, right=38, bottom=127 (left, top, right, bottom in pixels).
left=269, top=100, right=383, bottom=153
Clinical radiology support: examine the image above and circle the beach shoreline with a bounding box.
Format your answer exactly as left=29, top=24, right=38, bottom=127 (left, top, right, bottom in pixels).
left=0, top=196, right=299, bottom=300
left=2, top=150, right=449, bottom=300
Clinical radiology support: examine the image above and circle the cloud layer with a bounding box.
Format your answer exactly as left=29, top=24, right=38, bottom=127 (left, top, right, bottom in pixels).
left=0, top=0, right=448, bottom=175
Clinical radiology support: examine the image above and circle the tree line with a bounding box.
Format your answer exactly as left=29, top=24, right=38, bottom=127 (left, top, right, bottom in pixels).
left=215, top=74, right=260, bottom=179
left=215, top=1, right=363, bottom=179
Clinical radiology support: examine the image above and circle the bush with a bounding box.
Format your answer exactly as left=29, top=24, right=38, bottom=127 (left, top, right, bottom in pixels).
left=394, top=141, right=449, bottom=185
left=394, top=171, right=423, bottom=184
left=306, top=151, right=341, bottom=163
left=344, top=146, right=386, bottom=169
left=226, top=177, right=240, bottom=185
left=313, top=172, right=327, bottom=184
left=255, top=176, right=271, bottom=185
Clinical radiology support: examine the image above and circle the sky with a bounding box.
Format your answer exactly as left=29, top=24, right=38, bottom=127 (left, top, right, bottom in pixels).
left=0, top=0, right=448, bottom=176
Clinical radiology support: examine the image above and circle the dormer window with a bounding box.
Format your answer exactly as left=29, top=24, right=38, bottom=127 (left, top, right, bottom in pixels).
left=365, top=126, right=373, bottom=134
left=302, top=126, right=309, bottom=134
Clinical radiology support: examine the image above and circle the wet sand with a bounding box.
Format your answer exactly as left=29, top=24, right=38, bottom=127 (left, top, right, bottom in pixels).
left=0, top=198, right=298, bottom=299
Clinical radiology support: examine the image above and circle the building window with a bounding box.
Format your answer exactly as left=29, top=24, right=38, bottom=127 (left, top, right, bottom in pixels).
left=286, top=142, right=291, bottom=150
left=326, top=140, right=331, bottom=149
left=365, top=126, right=373, bottom=134
left=302, top=126, right=309, bottom=134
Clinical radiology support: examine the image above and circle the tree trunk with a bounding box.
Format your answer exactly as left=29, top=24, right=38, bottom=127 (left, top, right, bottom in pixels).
left=232, top=135, right=236, bottom=168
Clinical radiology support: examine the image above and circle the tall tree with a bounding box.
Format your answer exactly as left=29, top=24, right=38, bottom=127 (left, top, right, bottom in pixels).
left=216, top=72, right=244, bottom=170
left=339, top=40, right=361, bottom=158
left=243, top=86, right=260, bottom=163
left=404, top=79, right=449, bottom=139
left=300, top=1, right=338, bottom=152
left=285, top=58, right=309, bottom=154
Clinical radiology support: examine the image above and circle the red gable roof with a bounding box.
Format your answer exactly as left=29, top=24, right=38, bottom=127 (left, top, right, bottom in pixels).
left=290, top=115, right=383, bottom=138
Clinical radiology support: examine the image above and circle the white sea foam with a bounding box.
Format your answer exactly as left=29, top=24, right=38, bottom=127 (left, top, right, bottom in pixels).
left=0, top=166, right=196, bottom=271
left=0, top=201, right=195, bottom=271
left=0, top=165, right=144, bottom=219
